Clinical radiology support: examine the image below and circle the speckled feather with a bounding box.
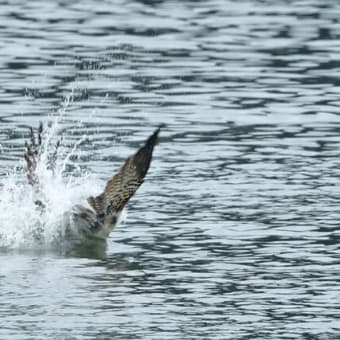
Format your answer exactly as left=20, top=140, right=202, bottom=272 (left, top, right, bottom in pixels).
left=87, top=127, right=160, bottom=215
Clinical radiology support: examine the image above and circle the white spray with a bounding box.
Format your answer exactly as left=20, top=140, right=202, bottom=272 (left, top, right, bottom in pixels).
left=0, top=113, right=102, bottom=249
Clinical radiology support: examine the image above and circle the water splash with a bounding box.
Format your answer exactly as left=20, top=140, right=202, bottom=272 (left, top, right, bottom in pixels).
left=0, top=117, right=101, bottom=249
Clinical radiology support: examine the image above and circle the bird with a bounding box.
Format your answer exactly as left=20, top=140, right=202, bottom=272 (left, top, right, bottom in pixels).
left=24, top=124, right=160, bottom=242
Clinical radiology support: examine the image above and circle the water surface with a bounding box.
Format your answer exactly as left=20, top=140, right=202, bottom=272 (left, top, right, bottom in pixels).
left=0, top=0, right=339, bottom=339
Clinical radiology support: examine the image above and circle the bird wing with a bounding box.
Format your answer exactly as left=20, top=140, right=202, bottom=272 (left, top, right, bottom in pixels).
left=24, top=122, right=43, bottom=186
left=87, top=127, right=160, bottom=215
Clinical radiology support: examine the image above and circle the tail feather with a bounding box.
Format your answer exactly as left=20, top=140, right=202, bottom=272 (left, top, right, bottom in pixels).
left=87, top=127, right=160, bottom=215
left=133, top=127, right=160, bottom=178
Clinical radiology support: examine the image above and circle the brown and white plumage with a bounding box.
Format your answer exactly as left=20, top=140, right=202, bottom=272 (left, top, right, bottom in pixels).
left=24, top=122, right=43, bottom=186
left=24, top=126, right=160, bottom=241
left=87, top=128, right=159, bottom=216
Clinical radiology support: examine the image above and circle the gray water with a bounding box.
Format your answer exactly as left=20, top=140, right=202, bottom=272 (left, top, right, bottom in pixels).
left=0, top=0, right=340, bottom=339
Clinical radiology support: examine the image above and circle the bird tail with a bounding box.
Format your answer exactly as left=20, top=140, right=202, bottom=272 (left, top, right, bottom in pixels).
left=87, top=127, right=161, bottom=216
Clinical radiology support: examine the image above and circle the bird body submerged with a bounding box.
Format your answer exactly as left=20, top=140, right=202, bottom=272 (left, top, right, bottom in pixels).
left=66, top=205, right=119, bottom=241
left=24, top=125, right=160, bottom=242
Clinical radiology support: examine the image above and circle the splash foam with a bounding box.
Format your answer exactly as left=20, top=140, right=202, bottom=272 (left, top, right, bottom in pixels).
left=0, top=118, right=101, bottom=249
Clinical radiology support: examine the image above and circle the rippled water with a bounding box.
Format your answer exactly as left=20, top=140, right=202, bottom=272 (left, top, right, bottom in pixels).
left=1, top=0, right=340, bottom=339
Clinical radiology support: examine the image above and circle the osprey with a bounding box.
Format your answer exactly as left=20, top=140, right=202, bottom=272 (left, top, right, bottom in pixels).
left=24, top=124, right=160, bottom=242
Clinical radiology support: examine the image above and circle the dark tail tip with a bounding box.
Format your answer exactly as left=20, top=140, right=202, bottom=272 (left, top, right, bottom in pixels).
left=134, top=126, right=162, bottom=177
left=143, top=124, right=164, bottom=150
